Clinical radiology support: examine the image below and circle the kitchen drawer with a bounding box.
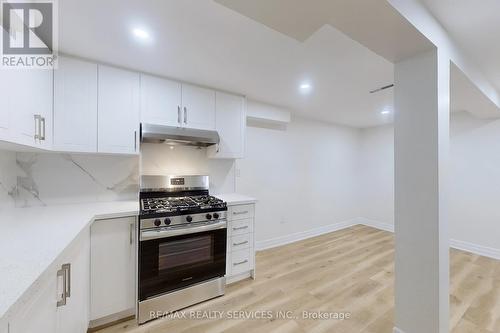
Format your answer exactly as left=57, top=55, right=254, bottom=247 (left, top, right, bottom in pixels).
left=228, top=204, right=254, bottom=220
left=229, top=218, right=253, bottom=236
left=230, top=248, right=253, bottom=276
left=230, top=233, right=253, bottom=252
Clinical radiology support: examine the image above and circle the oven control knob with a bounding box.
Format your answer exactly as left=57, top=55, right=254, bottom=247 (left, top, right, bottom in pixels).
left=213, top=213, right=219, bottom=219
left=164, top=218, right=171, bottom=225
left=186, top=216, right=193, bottom=223
left=206, top=214, right=212, bottom=220
left=154, top=219, right=161, bottom=227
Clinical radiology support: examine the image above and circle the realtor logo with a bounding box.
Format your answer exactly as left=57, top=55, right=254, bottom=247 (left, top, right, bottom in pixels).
left=1, top=0, right=58, bottom=68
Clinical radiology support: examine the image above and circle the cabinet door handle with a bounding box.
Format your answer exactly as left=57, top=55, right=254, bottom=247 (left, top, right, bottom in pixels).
left=233, top=240, right=248, bottom=246
left=33, top=114, right=40, bottom=140
left=134, top=130, right=137, bottom=151
left=177, top=106, right=181, bottom=124
left=56, top=266, right=67, bottom=307
left=40, top=117, right=46, bottom=141
left=233, top=211, right=249, bottom=215
left=183, top=107, right=187, bottom=124
left=63, top=263, right=71, bottom=298
left=233, top=259, right=248, bottom=266
left=233, top=226, right=248, bottom=231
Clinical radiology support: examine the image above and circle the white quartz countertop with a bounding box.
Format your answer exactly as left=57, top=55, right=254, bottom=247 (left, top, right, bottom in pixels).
left=215, top=193, right=257, bottom=206
left=0, top=201, right=139, bottom=320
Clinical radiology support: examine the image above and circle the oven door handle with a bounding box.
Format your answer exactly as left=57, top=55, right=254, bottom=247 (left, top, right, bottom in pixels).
left=140, top=220, right=227, bottom=241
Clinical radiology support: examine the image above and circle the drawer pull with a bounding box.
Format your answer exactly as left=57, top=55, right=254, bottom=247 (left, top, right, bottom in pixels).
left=233, top=240, right=249, bottom=246
left=233, top=210, right=249, bottom=215
left=233, top=259, right=248, bottom=266
left=233, top=226, right=248, bottom=231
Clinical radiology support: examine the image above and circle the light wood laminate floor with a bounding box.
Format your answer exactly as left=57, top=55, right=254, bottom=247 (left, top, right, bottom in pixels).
left=98, top=225, right=500, bottom=333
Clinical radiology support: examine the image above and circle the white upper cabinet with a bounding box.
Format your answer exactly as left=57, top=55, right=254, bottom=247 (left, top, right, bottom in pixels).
left=208, top=92, right=246, bottom=159
left=140, top=74, right=182, bottom=127
left=54, top=56, right=98, bottom=153
left=0, top=69, right=10, bottom=141
left=140, top=79, right=216, bottom=131
left=181, top=84, right=216, bottom=130
left=98, top=65, right=140, bottom=154
left=0, top=69, right=53, bottom=149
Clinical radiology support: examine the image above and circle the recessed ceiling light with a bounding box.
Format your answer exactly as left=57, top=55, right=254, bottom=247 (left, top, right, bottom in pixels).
left=132, top=28, right=151, bottom=41
left=299, top=82, right=312, bottom=94
left=381, top=110, right=391, bottom=115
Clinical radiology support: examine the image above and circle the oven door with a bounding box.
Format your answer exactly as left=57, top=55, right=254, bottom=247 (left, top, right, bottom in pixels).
left=139, top=221, right=227, bottom=301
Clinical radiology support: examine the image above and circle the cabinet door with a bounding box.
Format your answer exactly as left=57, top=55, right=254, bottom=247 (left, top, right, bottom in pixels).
left=0, top=68, right=11, bottom=140
left=54, top=56, right=98, bottom=152
left=90, top=217, right=136, bottom=322
left=208, top=92, right=245, bottom=159
left=98, top=65, right=140, bottom=154
left=140, top=74, right=182, bottom=127
left=56, top=229, right=90, bottom=333
left=181, top=84, right=216, bottom=130
left=9, top=269, right=58, bottom=333
left=9, top=69, right=53, bottom=148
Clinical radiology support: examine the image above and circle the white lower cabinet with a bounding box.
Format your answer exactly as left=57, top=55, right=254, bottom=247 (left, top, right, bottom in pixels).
left=56, top=229, right=90, bottom=333
left=90, top=217, right=136, bottom=328
left=9, top=229, right=90, bottom=333
left=0, top=320, right=7, bottom=333
left=9, top=269, right=58, bottom=333
left=226, top=203, right=256, bottom=283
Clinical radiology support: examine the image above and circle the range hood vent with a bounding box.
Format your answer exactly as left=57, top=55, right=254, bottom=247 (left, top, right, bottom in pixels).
left=141, top=123, right=220, bottom=147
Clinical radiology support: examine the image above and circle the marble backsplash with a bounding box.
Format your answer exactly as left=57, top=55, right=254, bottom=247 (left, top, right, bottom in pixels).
left=0, top=144, right=236, bottom=209
left=0, top=150, right=139, bottom=208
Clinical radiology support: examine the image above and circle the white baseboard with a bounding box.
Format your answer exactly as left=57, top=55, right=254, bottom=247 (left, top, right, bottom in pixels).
left=255, top=219, right=357, bottom=251
left=450, top=239, right=500, bottom=260
left=354, top=217, right=394, bottom=232
left=256, top=217, right=500, bottom=260
left=393, top=327, right=405, bottom=333
left=355, top=217, right=500, bottom=260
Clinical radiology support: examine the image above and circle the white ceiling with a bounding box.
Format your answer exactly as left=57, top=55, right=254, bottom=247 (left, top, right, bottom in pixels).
left=58, top=0, right=499, bottom=128
left=59, top=0, right=395, bottom=128
left=420, top=0, right=500, bottom=93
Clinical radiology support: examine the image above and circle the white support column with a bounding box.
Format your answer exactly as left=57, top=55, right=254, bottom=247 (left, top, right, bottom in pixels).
left=394, top=48, right=450, bottom=333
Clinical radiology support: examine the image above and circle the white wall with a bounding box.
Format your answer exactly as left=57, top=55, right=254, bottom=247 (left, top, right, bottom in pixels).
left=359, top=124, right=394, bottom=225
left=235, top=116, right=361, bottom=244
left=359, top=111, right=500, bottom=252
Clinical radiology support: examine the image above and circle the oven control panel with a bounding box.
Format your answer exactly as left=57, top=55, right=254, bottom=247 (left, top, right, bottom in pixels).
left=140, top=211, right=227, bottom=230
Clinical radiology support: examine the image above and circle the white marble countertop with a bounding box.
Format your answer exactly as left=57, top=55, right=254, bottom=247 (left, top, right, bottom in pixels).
left=215, top=193, right=257, bottom=206
left=0, top=201, right=139, bottom=320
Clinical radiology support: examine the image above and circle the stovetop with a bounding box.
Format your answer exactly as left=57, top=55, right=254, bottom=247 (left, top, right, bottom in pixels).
left=140, top=194, right=227, bottom=216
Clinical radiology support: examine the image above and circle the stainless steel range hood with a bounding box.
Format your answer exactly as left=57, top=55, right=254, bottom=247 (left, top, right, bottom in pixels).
left=141, top=123, right=219, bottom=147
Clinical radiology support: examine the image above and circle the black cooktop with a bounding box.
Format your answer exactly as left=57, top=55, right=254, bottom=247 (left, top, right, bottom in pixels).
left=140, top=194, right=227, bottom=216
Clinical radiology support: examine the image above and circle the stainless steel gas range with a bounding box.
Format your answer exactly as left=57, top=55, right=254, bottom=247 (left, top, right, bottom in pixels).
left=137, top=175, right=227, bottom=324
